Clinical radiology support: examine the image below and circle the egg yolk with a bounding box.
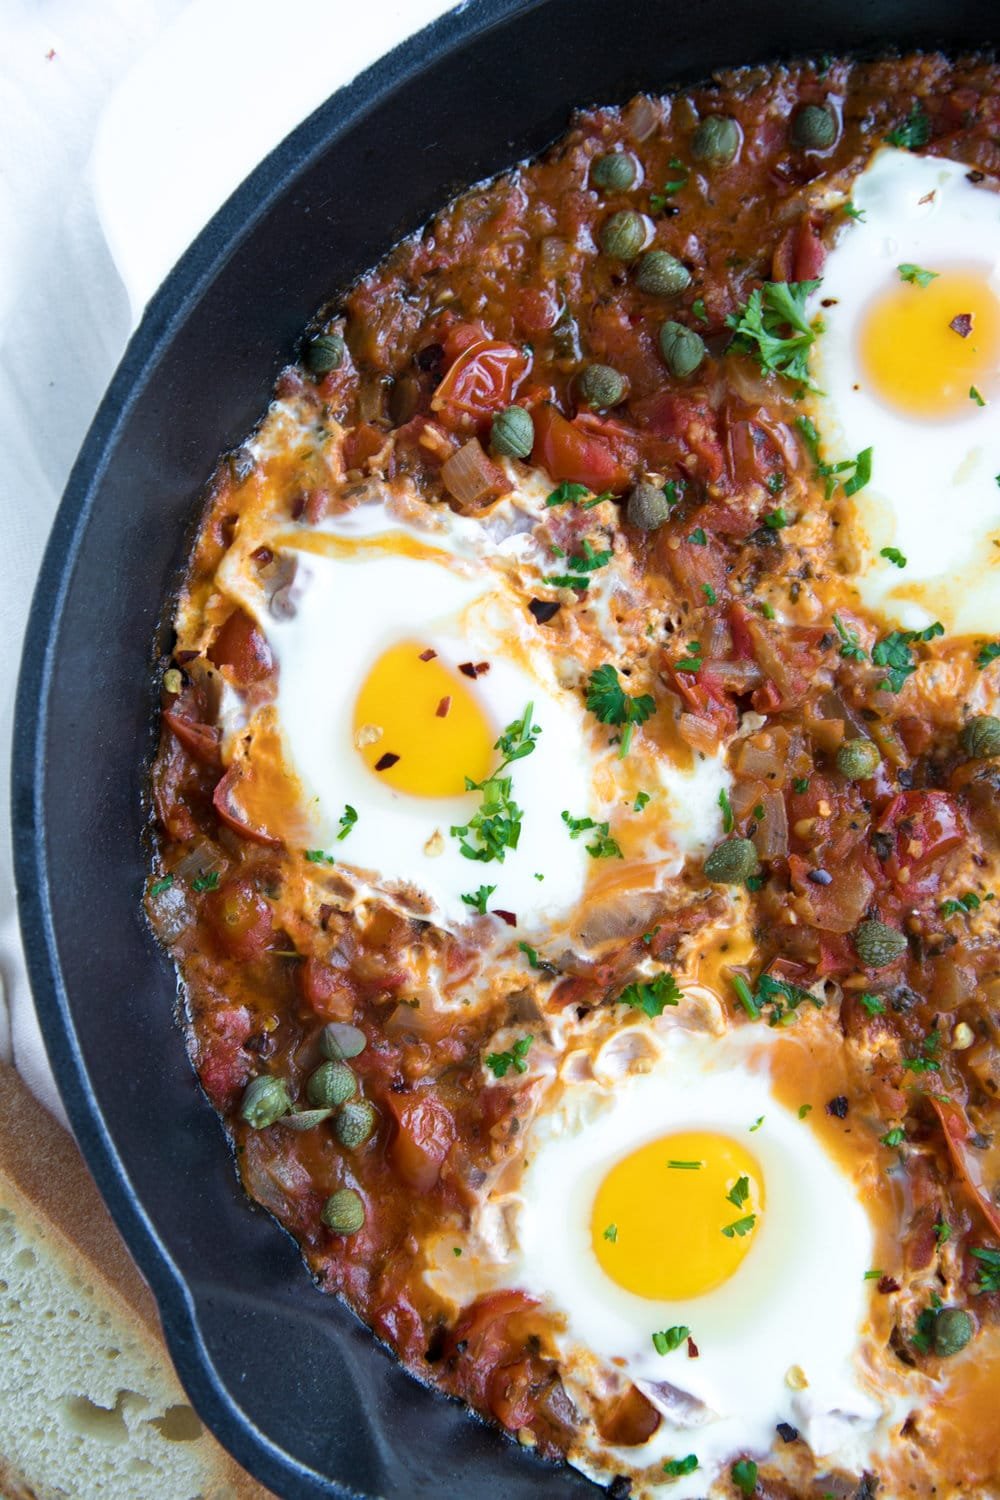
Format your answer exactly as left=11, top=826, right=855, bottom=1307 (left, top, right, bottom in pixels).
left=591, top=1130, right=764, bottom=1300
left=353, top=640, right=494, bottom=797
left=858, top=267, right=1000, bottom=418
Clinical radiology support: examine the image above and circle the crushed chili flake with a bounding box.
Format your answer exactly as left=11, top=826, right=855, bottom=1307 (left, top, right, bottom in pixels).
left=827, top=1095, right=849, bottom=1119
left=529, top=599, right=561, bottom=624
left=436, top=696, right=452, bottom=718
left=776, top=1422, right=799, bottom=1443
left=878, top=1275, right=901, bottom=1294
left=374, top=752, right=400, bottom=772
left=418, top=648, right=437, bottom=661
left=459, top=661, right=491, bottom=678
left=492, top=909, right=518, bottom=927
left=251, top=546, right=275, bottom=566
left=686, top=1336, right=699, bottom=1359
left=949, top=312, right=973, bottom=337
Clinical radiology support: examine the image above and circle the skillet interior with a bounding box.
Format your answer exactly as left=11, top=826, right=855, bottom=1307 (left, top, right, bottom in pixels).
left=12, top=0, right=998, bottom=1494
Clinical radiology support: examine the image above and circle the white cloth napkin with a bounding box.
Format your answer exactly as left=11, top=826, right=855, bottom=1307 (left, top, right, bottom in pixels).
left=0, top=0, right=453, bottom=1126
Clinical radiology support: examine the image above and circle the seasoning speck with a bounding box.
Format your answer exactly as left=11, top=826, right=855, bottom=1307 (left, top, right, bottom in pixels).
left=826, top=1095, right=849, bottom=1119
left=374, top=752, right=400, bottom=772
left=436, top=696, right=452, bottom=718
left=949, top=312, right=973, bottom=338
left=418, top=648, right=437, bottom=662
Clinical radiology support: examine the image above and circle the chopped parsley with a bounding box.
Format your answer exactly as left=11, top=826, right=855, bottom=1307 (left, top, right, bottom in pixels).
left=617, top=971, right=683, bottom=1018
left=702, top=582, right=718, bottom=604
left=149, top=875, right=174, bottom=896
left=793, top=776, right=810, bottom=793
left=881, top=1127, right=906, bottom=1148
left=663, top=1455, right=699, bottom=1477
left=732, top=971, right=822, bottom=1027
left=586, top=663, right=656, bottom=757
left=485, top=1035, right=533, bottom=1078
left=722, top=1214, right=757, bottom=1238
left=668, top=1159, right=703, bottom=1170
left=603, top=1223, right=618, bottom=1243
left=941, top=892, right=981, bottom=917
left=796, top=414, right=873, bottom=497
left=191, top=871, right=220, bottom=892
left=688, top=526, right=707, bottom=545
left=901, top=1029, right=942, bottom=1075
left=766, top=471, right=786, bottom=495
left=451, top=704, right=539, bottom=863
left=872, top=623, right=944, bottom=692
left=886, top=103, right=931, bottom=150
left=833, top=613, right=867, bottom=662
left=544, top=537, right=612, bottom=590
left=977, top=642, right=1000, bottom=669
left=545, top=481, right=589, bottom=507
left=732, top=1459, right=759, bottom=1497
left=865, top=1269, right=884, bottom=1280
left=461, top=884, right=496, bottom=915
left=652, top=1325, right=690, bottom=1355
left=634, top=790, right=651, bottom=813
left=860, top=993, right=886, bottom=1016
left=935, top=1220, right=951, bottom=1246
left=911, top=1296, right=943, bottom=1352
left=971, top=1246, right=1000, bottom=1294
left=880, top=547, right=907, bottom=568
left=337, top=803, right=358, bottom=840
left=749, top=1115, right=765, bottom=1132
left=518, top=941, right=542, bottom=968
left=691, top=297, right=708, bottom=323
left=764, top=507, right=789, bottom=529
left=970, top=385, right=986, bottom=407
left=675, top=640, right=704, bottom=674
left=453, top=1247, right=462, bottom=1256
left=798, top=1103, right=813, bottom=1119
left=561, top=810, right=623, bottom=859
left=843, top=202, right=866, bottom=221
left=650, top=158, right=689, bottom=210
left=726, top=1175, right=750, bottom=1209
left=898, top=263, right=939, bottom=288
left=719, top=787, right=735, bottom=833
left=663, top=478, right=685, bottom=507
left=727, top=279, right=822, bottom=389
left=305, top=849, right=336, bottom=865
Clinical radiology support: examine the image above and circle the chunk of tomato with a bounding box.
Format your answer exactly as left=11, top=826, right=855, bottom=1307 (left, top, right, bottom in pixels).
left=431, top=340, right=529, bottom=428
left=204, top=877, right=272, bottom=960
left=386, top=1092, right=455, bottom=1193
left=208, top=608, right=273, bottom=686
left=876, top=790, right=964, bottom=884
left=531, top=403, right=628, bottom=492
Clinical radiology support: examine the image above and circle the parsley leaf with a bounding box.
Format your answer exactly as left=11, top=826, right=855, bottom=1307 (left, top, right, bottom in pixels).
left=617, top=971, right=683, bottom=1018
left=633, top=790, right=651, bottom=812
left=833, top=613, right=867, bottom=661
left=719, top=787, right=734, bottom=833
left=901, top=1029, right=942, bottom=1075
left=544, top=536, right=613, bottom=590
left=977, top=642, right=1000, bottom=669
left=727, top=279, right=822, bottom=388
left=664, top=1456, right=698, bottom=1477
left=461, top=884, right=496, bottom=915
left=337, top=803, right=358, bottom=840
left=305, top=849, right=336, bottom=865
left=485, top=1035, right=533, bottom=1079
left=880, top=546, right=907, bottom=568
left=860, top=993, right=885, bottom=1015
left=603, top=1222, right=618, bottom=1242
left=688, top=526, right=707, bottom=545
left=722, top=1214, right=757, bottom=1238
left=149, top=875, right=174, bottom=896
left=970, top=385, right=986, bottom=407
left=191, top=871, right=220, bottom=892
left=872, top=624, right=944, bottom=692
left=881, top=1126, right=906, bottom=1148
left=898, top=263, right=939, bottom=288
left=451, top=704, right=540, bottom=863
left=732, top=1458, right=758, bottom=1496
left=702, top=582, right=717, bottom=604
left=561, top=810, right=623, bottom=859
left=940, top=892, right=981, bottom=918
left=545, top=481, right=589, bottom=507
left=843, top=201, right=866, bottom=221
left=726, top=1175, right=750, bottom=1209
left=652, top=1325, right=690, bottom=1355
left=886, top=103, right=931, bottom=150
left=971, top=1246, right=1000, bottom=1294
left=586, top=663, right=656, bottom=757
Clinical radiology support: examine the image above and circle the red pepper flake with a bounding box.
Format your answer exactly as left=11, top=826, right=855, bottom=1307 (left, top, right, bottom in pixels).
left=492, top=909, right=517, bottom=927
left=459, top=661, right=490, bottom=678
left=418, top=648, right=437, bottom=662
left=918, top=190, right=937, bottom=205
left=949, top=312, right=973, bottom=338
left=826, top=1095, right=849, bottom=1119
left=175, top=649, right=201, bottom=664
left=45, top=48, right=57, bottom=60
left=878, top=1275, right=900, bottom=1294
left=374, top=752, right=400, bottom=772
left=436, top=696, right=452, bottom=718
left=529, top=599, right=561, bottom=625
left=686, top=1336, right=699, bottom=1359
left=251, top=546, right=274, bottom=566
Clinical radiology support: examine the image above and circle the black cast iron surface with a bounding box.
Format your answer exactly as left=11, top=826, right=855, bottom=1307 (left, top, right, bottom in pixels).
left=12, top=0, right=996, bottom=1494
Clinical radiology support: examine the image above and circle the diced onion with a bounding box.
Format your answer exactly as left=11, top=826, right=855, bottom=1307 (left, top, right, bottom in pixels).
left=441, top=438, right=505, bottom=507
left=752, top=788, right=789, bottom=861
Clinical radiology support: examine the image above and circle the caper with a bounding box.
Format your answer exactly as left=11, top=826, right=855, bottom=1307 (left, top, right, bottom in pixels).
left=600, top=210, right=648, bottom=262
left=791, top=103, right=838, bottom=152
left=319, top=1022, right=367, bottom=1061
left=854, top=919, right=907, bottom=969
left=690, top=116, right=741, bottom=167
left=490, top=405, right=534, bottom=459
left=836, top=738, right=881, bottom=780
left=577, top=364, right=627, bottom=409
left=704, top=837, right=759, bottom=885
left=932, top=1307, right=973, bottom=1357
left=659, top=321, right=706, bottom=378
left=961, top=715, right=1000, bottom=759
left=239, top=1075, right=291, bottom=1130
left=307, top=1060, right=357, bottom=1108
left=591, top=152, right=637, bottom=192
left=278, top=1108, right=333, bottom=1132
left=321, top=1187, right=365, bottom=1235
left=334, top=1099, right=378, bottom=1150
left=626, top=482, right=672, bottom=531
left=304, top=333, right=345, bottom=375
left=635, top=250, right=691, bottom=298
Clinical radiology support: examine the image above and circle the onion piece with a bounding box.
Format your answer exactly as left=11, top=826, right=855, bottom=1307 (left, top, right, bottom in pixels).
left=678, top=711, right=720, bottom=755
left=930, top=1097, right=1000, bottom=1238
left=753, top=787, right=789, bottom=861
left=702, top=658, right=763, bottom=692
left=440, top=438, right=508, bottom=508
left=173, top=836, right=227, bottom=883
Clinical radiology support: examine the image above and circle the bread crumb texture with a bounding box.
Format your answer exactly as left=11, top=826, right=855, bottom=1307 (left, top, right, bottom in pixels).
left=0, top=1197, right=247, bottom=1500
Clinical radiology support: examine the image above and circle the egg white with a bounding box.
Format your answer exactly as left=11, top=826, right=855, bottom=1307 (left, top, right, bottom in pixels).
left=808, top=147, right=1000, bottom=636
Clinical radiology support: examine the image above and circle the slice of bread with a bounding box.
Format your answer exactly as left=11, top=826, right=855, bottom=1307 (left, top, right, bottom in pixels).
left=0, top=1059, right=275, bottom=1500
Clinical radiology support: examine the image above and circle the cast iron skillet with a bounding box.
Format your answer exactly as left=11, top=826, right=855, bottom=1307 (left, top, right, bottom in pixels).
left=12, top=0, right=996, bottom=1494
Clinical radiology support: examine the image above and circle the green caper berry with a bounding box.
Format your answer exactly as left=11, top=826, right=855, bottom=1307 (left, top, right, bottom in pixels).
left=307, top=1060, right=357, bottom=1109
left=635, top=250, right=691, bottom=298
left=932, top=1307, right=973, bottom=1357
left=854, top=919, right=907, bottom=969
left=334, top=1099, right=378, bottom=1150
left=239, top=1075, right=291, bottom=1130
left=703, top=837, right=759, bottom=885
left=319, top=1022, right=367, bottom=1061
left=659, top=321, right=706, bottom=378
left=690, top=116, right=741, bottom=166
left=791, top=103, right=838, bottom=151
left=591, top=152, right=637, bottom=192
left=321, top=1187, right=365, bottom=1235
left=577, top=364, right=627, bottom=409
left=304, top=333, right=345, bottom=375
left=836, top=738, right=881, bottom=780
left=600, top=209, right=648, bottom=262
left=277, top=1108, right=334, bottom=1132
left=490, top=405, right=534, bottom=459
left=961, top=715, right=1000, bottom=759
left=626, top=482, right=672, bottom=531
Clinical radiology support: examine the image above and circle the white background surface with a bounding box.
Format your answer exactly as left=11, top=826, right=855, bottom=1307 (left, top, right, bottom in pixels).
left=0, top=0, right=454, bottom=1122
